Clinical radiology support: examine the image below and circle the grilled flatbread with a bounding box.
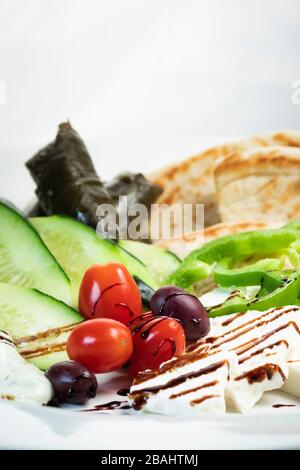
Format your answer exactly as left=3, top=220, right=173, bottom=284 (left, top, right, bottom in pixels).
left=149, top=131, right=300, bottom=228
left=215, top=146, right=300, bottom=224
left=155, top=220, right=279, bottom=259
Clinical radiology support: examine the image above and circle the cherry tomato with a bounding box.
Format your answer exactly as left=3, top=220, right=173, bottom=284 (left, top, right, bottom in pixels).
left=127, top=312, right=185, bottom=377
left=67, top=319, right=133, bottom=373
left=79, top=263, right=142, bottom=325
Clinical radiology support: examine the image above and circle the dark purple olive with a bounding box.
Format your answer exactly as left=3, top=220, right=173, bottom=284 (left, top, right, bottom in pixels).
left=45, top=361, right=97, bottom=405
left=150, top=286, right=210, bottom=342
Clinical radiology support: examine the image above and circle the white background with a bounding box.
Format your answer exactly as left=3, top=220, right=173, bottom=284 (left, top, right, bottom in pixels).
left=0, top=0, right=299, bottom=207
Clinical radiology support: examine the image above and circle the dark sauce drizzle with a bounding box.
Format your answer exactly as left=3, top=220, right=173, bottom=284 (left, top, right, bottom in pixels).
left=152, top=338, right=176, bottom=357
left=0, top=331, right=14, bottom=347
left=272, top=404, right=296, bottom=409
left=130, top=313, right=154, bottom=334
left=82, top=400, right=131, bottom=412
left=221, top=312, right=245, bottom=327
left=187, top=307, right=298, bottom=354
left=238, top=340, right=288, bottom=364
left=130, top=313, right=171, bottom=340
left=158, top=292, right=199, bottom=316
left=141, top=318, right=168, bottom=339
left=113, top=303, right=134, bottom=318
left=117, top=388, right=130, bottom=397
left=92, top=282, right=124, bottom=316
left=190, top=394, right=220, bottom=406
left=235, top=363, right=286, bottom=384
left=130, top=361, right=227, bottom=410
left=169, top=380, right=218, bottom=400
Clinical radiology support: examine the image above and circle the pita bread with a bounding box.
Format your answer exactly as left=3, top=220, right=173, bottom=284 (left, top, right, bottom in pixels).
left=155, top=220, right=279, bottom=259
left=149, top=130, right=300, bottom=228
left=215, top=146, right=300, bottom=224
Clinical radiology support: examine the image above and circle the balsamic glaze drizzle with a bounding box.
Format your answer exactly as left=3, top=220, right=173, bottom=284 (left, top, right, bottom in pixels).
left=117, top=388, right=130, bottom=397
left=92, top=282, right=124, bottom=316
left=272, top=404, right=296, bottom=409
left=82, top=400, right=131, bottom=412
left=131, top=361, right=227, bottom=410
left=0, top=331, right=14, bottom=347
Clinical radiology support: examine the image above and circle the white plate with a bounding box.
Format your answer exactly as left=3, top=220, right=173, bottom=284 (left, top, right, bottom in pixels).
left=1, top=373, right=300, bottom=450
left=1, top=139, right=300, bottom=450
left=1, top=370, right=300, bottom=450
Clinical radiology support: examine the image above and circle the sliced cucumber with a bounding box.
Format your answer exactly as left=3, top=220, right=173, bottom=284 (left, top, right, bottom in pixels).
left=119, top=239, right=181, bottom=285
left=0, top=201, right=72, bottom=306
left=0, top=282, right=82, bottom=370
left=30, top=216, right=159, bottom=305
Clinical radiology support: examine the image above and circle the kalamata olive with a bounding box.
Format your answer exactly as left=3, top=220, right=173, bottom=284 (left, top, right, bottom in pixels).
left=150, top=286, right=182, bottom=314
left=150, top=286, right=210, bottom=341
left=45, top=361, right=97, bottom=405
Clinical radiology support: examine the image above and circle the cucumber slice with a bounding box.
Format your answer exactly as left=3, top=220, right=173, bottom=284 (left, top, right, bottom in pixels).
left=30, top=216, right=159, bottom=305
left=119, top=239, right=181, bottom=285
left=0, top=201, right=72, bottom=306
left=0, top=282, right=82, bottom=370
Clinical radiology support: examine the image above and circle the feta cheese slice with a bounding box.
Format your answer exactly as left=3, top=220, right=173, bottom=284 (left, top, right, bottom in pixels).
left=225, top=341, right=289, bottom=413
left=129, top=350, right=237, bottom=417
left=282, top=356, right=300, bottom=398
left=0, top=331, right=53, bottom=405
left=203, top=306, right=300, bottom=412
left=193, top=311, right=281, bottom=412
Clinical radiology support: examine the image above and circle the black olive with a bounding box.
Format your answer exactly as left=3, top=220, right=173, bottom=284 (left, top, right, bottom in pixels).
left=45, top=361, right=97, bottom=405
left=150, top=286, right=210, bottom=341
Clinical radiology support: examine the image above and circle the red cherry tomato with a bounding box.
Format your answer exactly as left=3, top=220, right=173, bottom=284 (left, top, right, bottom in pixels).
left=67, top=319, right=133, bottom=373
left=79, top=263, right=142, bottom=325
left=127, top=312, right=185, bottom=377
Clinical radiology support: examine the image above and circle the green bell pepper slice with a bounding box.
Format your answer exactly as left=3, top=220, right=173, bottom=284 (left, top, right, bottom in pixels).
left=207, top=292, right=249, bottom=317
left=214, top=258, right=284, bottom=289
left=208, top=270, right=300, bottom=317
left=167, top=229, right=300, bottom=289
